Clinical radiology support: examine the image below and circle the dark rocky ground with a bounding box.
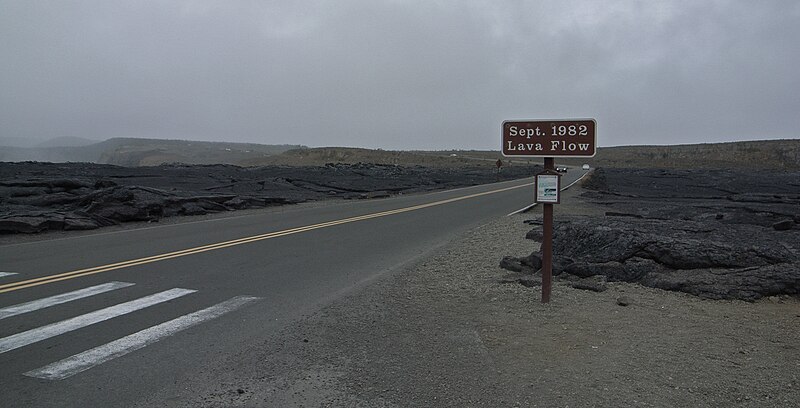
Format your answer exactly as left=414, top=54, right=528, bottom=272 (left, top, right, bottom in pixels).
left=0, top=161, right=537, bottom=234
left=502, top=168, right=800, bottom=301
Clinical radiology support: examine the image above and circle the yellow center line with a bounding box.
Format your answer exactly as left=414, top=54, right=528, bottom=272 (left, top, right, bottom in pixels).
left=0, top=181, right=533, bottom=294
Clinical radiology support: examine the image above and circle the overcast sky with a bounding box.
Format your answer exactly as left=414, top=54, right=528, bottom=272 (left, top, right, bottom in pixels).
left=1, top=1, right=798, bottom=150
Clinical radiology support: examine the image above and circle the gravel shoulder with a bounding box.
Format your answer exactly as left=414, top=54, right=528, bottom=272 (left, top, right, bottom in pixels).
left=163, top=185, right=799, bottom=407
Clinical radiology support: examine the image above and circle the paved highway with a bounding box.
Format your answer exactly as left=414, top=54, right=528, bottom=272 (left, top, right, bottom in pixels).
left=0, top=170, right=582, bottom=407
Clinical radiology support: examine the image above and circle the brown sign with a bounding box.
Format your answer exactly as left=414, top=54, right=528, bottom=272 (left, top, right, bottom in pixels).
left=502, top=119, right=596, bottom=157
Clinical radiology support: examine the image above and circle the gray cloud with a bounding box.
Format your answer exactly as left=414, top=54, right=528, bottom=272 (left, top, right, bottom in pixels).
left=1, top=0, right=798, bottom=149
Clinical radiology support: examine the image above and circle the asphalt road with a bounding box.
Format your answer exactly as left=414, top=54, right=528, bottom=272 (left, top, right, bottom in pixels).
left=0, top=170, right=582, bottom=407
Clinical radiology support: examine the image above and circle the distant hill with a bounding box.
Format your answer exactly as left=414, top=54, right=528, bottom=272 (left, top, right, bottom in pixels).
left=0, top=137, right=304, bottom=166
left=0, top=145, right=100, bottom=163
left=561, top=139, right=800, bottom=171
left=0, top=136, right=99, bottom=148
left=93, top=138, right=303, bottom=166
left=1, top=137, right=797, bottom=170
left=256, top=140, right=800, bottom=171
left=239, top=147, right=516, bottom=168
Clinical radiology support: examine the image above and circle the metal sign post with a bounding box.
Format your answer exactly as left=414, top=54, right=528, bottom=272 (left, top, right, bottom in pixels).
left=535, top=165, right=561, bottom=302
left=501, top=119, right=596, bottom=303
left=540, top=158, right=556, bottom=303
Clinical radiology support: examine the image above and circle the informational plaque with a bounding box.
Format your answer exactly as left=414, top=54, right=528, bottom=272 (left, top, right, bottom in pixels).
left=535, top=173, right=561, bottom=204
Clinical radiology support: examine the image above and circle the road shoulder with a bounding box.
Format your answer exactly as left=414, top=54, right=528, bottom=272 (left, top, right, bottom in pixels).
left=161, top=186, right=800, bottom=407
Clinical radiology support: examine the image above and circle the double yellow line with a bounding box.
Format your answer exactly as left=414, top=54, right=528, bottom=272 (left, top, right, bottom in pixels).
left=0, top=181, right=532, bottom=294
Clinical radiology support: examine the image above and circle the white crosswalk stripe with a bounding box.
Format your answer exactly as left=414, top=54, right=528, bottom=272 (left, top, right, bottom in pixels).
left=0, top=288, right=196, bottom=354
left=25, top=295, right=260, bottom=380
left=0, top=272, right=18, bottom=278
left=0, top=282, right=260, bottom=380
left=0, top=281, right=134, bottom=320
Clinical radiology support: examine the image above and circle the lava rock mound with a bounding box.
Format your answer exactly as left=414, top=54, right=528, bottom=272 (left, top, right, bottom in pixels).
left=503, top=167, right=800, bottom=301
left=1, top=161, right=539, bottom=234
left=550, top=216, right=799, bottom=300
